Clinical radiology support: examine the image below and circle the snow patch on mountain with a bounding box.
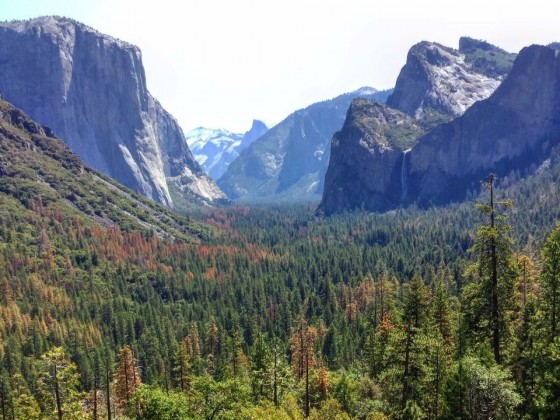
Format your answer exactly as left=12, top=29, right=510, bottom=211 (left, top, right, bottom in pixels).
left=185, top=120, right=268, bottom=180
left=353, top=87, right=379, bottom=96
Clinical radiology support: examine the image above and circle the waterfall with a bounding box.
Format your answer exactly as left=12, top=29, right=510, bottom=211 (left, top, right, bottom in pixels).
left=401, top=149, right=411, bottom=201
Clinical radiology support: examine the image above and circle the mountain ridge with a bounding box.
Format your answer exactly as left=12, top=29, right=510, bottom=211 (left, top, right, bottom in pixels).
left=0, top=97, right=207, bottom=241
left=218, top=87, right=393, bottom=203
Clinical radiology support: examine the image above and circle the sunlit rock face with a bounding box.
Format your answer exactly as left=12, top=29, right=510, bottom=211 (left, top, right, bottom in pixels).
left=0, top=16, right=227, bottom=207
left=387, top=38, right=515, bottom=126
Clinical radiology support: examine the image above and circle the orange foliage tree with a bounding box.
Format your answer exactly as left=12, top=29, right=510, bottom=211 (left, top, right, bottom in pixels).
left=114, top=345, right=141, bottom=412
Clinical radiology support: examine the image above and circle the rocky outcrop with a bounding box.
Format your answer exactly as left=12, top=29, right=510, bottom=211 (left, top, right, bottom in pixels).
left=218, top=87, right=392, bottom=203
left=407, top=44, right=560, bottom=206
left=320, top=99, right=424, bottom=214
left=186, top=119, right=268, bottom=180
left=0, top=16, right=227, bottom=207
left=386, top=39, right=514, bottom=126
left=321, top=44, right=560, bottom=214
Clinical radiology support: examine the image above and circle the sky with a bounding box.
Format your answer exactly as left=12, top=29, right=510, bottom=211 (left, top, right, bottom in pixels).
left=1, top=0, right=559, bottom=132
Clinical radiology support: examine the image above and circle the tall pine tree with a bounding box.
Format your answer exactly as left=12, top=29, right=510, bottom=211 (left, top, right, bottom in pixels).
left=463, top=174, right=517, bottom=364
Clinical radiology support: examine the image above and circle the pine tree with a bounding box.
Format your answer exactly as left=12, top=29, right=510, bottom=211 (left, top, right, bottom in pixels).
left=316, top=360, right=330, bottom=402
left=172, top=345, right=192, bottom=392
left=401, top=274, right=429, bottom=410
left=432, top=277, right=453, bottom=348
left=536, top=224, right=560, bottom=416
left=427, top=278, right=454, bottom=418
left=226, top=329, right=249, bottom=378
left=105, top=361, right=113, bottom=420
left=251, top=332, right=271, bottom=401
left=0, top=376, right=6, bottom=420
left=206, top=319, right=220, bottom=376
left=365, top=314, right=394, bottom=379
left=11, top=373, right=40, bottom=420
left=290, top=321, right=318, bottom=417
left=184, top=324, right=202, bottom=375
left=270, top=337, right=293, bottom=407
left=463, top=174, right=517, bottom=364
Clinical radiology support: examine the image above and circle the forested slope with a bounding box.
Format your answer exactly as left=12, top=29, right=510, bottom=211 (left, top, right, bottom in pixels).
left=2, top=99, right=560, bottom=418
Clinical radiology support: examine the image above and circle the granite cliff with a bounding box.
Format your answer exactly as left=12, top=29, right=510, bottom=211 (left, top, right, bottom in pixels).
left=407, top=44, right=560, bottom=206
left=387, top=38, right=515, bottom=127
left=321, top=44, right=560, bottom=214
left=321, top=99, right=424, bottom=213
left=0, top=16, right=226, bottom=208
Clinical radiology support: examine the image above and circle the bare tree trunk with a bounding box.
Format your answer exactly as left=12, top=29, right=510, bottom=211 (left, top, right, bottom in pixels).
left=131, top=347, right=138, bottom=394
left=434, top=345, right=441, bottom=419
left=92, top=368, right=99, bottom=420
left=180, top=362, right=184, bottom=392
left=380, top=275, right=385, bottom=321
left=299, top=328, right=304, bottom=380
left=93, top=389, right=98, bottom=420
left=553, top=286, right=557, bottom=340
left=522, top=259, right=527, bottom=306
left=124, top=356, right=130, bottom=403
left=164, top=364, right=169, bottom=394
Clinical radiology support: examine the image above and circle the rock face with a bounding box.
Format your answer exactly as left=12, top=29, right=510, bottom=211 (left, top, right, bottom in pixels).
left=0, top=16, right=226, bottom=208
left=321, top=44, right=560, bottom=214
left=407, top=44, right=560, bottom=206
left=218, top=87, right=392, bottom=203
left=320, top=99, right=424, bottom=214
left=186, top=120, right=268, bottom=180
left=386, top=39, right=515, bottom=126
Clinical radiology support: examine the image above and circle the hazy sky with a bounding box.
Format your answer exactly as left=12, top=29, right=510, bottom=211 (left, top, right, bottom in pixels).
left=1, top=0, right=559, bottom=132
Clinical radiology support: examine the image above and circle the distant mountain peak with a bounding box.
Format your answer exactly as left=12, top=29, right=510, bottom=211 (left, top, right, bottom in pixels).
left=185, top=120, right=268, bottom=180
left=353, top=86, right=379, bottom=96
left=249, top=119, right=267, bottom=131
